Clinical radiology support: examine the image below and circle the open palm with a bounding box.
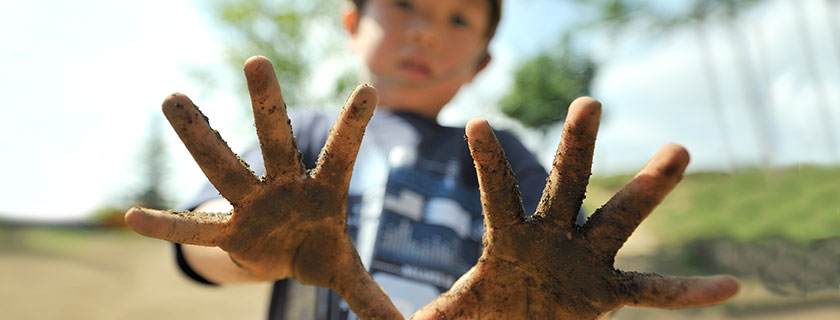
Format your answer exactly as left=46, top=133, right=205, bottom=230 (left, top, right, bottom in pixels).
left=126, top=56, right=738, bottom=320
left=410, top=99, right=739, bottom=319
left=125, top=56, right=401, bottom=319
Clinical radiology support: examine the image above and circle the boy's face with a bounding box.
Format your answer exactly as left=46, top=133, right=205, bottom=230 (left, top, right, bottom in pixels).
left=344, top=0, right=492, bottom=117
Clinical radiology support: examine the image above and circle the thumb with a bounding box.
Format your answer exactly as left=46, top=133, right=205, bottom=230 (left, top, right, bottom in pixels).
left=124, top=206, right=230, bottom=247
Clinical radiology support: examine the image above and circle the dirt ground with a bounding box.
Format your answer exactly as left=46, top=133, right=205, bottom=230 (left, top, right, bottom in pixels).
left=0, top=228, right=837, bottom=319
left=0, top=229, right=271, bottom=319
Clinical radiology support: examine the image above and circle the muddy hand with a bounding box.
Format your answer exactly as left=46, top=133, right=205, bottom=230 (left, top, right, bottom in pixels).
left=125, top=56, right=402, bottom=319
left=411, top=98, right=739, bottom=319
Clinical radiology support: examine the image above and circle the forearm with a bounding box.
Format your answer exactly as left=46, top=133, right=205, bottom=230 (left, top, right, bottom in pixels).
left=180, top=243, right=262, bottom=284
left=178, top=199, right=263, bottom=284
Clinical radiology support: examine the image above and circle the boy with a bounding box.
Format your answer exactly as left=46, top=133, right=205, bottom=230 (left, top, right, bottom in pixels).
left=126, top=0, right=738, bottom=319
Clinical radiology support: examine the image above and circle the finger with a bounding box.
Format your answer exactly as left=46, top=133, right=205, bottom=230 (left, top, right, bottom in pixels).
left=162, top=94, right=260, bottom=202
left=312, top=84, right=377, bottom=185
left=619, top=272, right=739, bottom=308
left=244, top=56, right=304, bottom=180
left=466, top=119, right=525, bottom=230
left=586, top=144, right=689, bottom=256
left=124, top=207, right=230, bottom=246
left=536, top=97, right=601, bottom=229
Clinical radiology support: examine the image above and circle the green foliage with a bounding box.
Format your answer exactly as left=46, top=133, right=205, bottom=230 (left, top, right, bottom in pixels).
left=571, top=0, right=646, bottom=29
left=500, top=51, right=595, bottom=131
left=202, top=0, right=346, bottom=107
left=568, top=0, right=771, bottom=32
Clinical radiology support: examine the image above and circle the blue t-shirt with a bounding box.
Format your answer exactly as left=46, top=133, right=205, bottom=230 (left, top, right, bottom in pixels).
left=176, top=109, right=549, bottom=320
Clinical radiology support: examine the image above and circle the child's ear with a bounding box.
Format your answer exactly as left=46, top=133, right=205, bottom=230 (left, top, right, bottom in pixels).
left=341, top=6, right=359, bottom=35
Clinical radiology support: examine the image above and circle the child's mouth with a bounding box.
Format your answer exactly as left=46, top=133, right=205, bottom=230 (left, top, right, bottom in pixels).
left=398, top=60, right=432, bottom=80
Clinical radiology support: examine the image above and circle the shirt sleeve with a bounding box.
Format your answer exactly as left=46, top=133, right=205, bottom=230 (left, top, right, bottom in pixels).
left=173, top=243, right=218, bottom=286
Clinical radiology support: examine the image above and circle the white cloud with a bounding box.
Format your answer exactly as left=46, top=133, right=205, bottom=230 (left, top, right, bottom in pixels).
left=2, top=0, right=838, bottom=221
left=589, top=0, right=840, bottom=174
left=0, top=0, right=231, bottom=220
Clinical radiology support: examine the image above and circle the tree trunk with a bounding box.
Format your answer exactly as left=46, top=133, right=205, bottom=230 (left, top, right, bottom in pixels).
left=694, top=22, right=737, bottom=172
left=792, top=0, right=838, bottom=160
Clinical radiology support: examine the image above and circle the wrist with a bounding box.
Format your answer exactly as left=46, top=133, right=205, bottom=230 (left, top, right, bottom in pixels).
left=225, top=252, right=284, bottom=282
left=331, top=253, right=404, bottom=320
left=181, top=244, right=268, bottom=284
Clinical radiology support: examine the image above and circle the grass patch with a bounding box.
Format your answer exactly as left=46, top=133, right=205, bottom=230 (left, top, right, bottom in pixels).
left=589, top=166, right=840, bottom=296
left=587, top=165, right=840, bottom=245
left=0, top=226, right=134, bottom=256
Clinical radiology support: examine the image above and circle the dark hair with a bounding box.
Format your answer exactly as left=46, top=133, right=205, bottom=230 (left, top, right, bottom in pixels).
left=351, top=0, right=501, bottom=40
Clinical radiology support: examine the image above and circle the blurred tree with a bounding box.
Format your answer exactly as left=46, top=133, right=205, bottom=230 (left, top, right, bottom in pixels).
left=132, top=117, right=172, bottom=210
left=685, top=1, right=737, bottom=171
left=828, top=0, right=840, bottom=64
left=88, top=117, right=172, bottom=228
left=827, top=0, right=840, bottom=159
left=197, top=0, right=352, bottom=111
left=500, top=46, right=596, bottom=133
left=567, top=0, right=778, bottom=169
left=790, top=0, right=837, bottom=159
left=719, top=0, right=776, bottom=167
left=89, top=206, right=131, bottom=229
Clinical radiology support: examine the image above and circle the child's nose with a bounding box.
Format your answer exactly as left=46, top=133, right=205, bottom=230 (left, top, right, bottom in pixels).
left=406, top=16, right=441, bottom=51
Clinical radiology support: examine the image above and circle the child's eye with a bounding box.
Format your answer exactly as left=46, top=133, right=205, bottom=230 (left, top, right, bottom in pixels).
left=394, top=0, right=414, bottom=11
left=450, top=14, right=469, bottom=28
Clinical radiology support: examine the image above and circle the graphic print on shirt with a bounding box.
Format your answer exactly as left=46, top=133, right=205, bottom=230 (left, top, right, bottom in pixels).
left=336, top=143, right=483, bottom=319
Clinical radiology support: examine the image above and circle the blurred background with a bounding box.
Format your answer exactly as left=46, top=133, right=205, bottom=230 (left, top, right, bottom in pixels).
left=1, top=0, right=838, bottom=319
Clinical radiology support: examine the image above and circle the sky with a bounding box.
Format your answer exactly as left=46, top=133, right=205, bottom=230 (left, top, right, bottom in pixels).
left=1, top=0, right=838, bottom=221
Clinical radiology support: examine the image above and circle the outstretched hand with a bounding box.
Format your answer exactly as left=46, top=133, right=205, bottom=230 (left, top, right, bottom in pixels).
left=411, top=98, right=739, bottom=319
left=126, top=55, right=737, bottom=320
left=124, top=56, right=401, bottom=319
